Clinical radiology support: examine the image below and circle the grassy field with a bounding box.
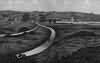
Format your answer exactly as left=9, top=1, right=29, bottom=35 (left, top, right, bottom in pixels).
left=0, top=25, right=51, bottom=55
left=0, top=10, right=100, bottom=63
left=46, top=24, right=100, bottom=41
left=32, top=23, right=100, bottom=63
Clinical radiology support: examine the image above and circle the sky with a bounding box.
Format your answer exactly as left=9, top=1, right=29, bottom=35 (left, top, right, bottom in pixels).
left=0, top=0, right=100, bottom=14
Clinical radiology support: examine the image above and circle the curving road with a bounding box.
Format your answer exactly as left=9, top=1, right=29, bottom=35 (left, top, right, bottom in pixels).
left=16, top=23, right=56, bottom=58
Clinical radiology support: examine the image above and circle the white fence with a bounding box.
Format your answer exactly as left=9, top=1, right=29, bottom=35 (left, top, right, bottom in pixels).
left=56, top=20, right=100, bottom=25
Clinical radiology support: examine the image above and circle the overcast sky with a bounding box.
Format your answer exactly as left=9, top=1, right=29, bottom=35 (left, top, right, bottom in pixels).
left=0, top=0, right=100, bottom=14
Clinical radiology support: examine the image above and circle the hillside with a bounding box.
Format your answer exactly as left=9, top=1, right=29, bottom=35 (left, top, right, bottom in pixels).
left=0, top=10, right=100, bottom=22
left=45, top=12, right=100, bottom=22
left=0, top=10, right=100, bottom=63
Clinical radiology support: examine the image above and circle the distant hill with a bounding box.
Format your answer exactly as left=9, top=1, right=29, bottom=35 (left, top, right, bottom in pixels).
left=46, top=12, right=100, bottom=22
left=0, top=10, right=100, bottom=22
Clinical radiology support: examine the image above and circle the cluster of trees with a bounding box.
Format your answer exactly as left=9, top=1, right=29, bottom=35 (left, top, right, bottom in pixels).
left=0, top=12, right=36, bottom=23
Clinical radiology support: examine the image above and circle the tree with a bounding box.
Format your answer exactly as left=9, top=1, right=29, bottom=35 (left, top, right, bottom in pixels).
left=22, top=13, right=30, bottom=22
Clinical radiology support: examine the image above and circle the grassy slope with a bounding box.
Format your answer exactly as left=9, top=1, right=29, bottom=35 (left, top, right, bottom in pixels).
left=0, top=10, right=100, bottom=63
